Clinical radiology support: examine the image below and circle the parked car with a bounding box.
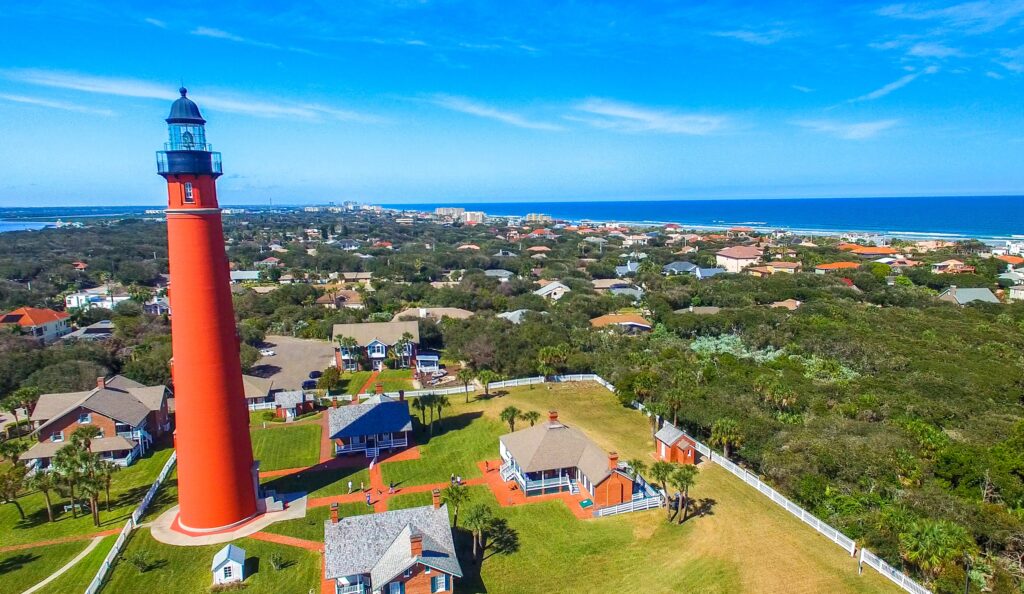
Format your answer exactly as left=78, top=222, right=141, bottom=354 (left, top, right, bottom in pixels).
left=259, top=349, right=276, bottom=357
left=308, top=370, right=322, bottom=379
left=301, top=380, right=317, bottom=390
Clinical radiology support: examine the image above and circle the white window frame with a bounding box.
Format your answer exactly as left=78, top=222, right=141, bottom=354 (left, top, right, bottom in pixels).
left=183, top=182, right=195, bottom=203
left=403, top=568, right=413, bottom=578
left=51, top=431, right=65, bottom=443
left=388, top=582, right=402, bottom=594
left=431, top=574, right=447, bottom=593
left=78, top=412, right=92, bottom=424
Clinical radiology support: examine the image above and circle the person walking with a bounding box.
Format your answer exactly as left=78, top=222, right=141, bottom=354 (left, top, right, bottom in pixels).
left=365, top=492, right=372, bottom=507
left=348, top=480, right=353, bottom=494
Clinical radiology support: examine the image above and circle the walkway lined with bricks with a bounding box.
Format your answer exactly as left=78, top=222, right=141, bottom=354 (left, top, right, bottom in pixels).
left=355, top=371, right=381, bottom=397
left=249, top=530, right=323, bottom=551
left=318, top=411, right=334, bottom=463
left=0, top=528, right=120, bottom=553
left=476, top=459, right=595, bottom=520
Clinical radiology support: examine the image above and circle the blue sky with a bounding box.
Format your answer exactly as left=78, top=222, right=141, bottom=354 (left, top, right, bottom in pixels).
left=0, top=1, right=1022, bottom=206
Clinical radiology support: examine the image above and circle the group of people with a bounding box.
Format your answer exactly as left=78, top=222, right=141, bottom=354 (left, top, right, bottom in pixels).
left=347, top=479, right=399, bottom=507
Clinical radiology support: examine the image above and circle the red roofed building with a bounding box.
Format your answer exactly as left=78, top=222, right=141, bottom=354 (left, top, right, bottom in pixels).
left=715, top=246, right=762, bottom=273
left=0, top=307, right=71, bottom=343
left=851, top=246, right=899, bottom=257
left=815, top=262, right=861, bottom=274
left=996, top=255, right=1024, bottom=267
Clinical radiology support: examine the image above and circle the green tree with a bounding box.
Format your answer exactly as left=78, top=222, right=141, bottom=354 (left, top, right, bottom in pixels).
left=477, top=369, right=499, bottom=396
left=456, top=367, right=476, bottom=404
left=520, top=410, right=541, bottom=427
left=625, top=458, right=647, bottom=482
left=650, top=461, right=675, bottom=515
left=411, top=396, right=428, bottom=425
left=0, top=464, right=27, bottom=520
left=96, top=460, right=119, bottom=511
left=670, top=465, right=698, bottom=524
left=336, top=336, right=361, bottom=371
left=72, top=425, right=103, bottom=453
left=463, top=503, right=494, bottom=561
left=53, top=444, right=89, bottom=518
left=442, top=483, right=470, bottom=527
left=28, top=469, right=59, bottom=522
left=899, top=519, right=978, bottom=585
left=432, top=394, right=451, bottom=430
left=499, top=406, right=522, bottom=432
left=0, top=439, right=28, bottom=465
left=710, top=418, right=743, bottom=459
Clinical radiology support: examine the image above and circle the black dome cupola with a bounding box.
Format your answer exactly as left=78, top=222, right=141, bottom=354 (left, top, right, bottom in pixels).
left=166, top=87, right=207, bottom=125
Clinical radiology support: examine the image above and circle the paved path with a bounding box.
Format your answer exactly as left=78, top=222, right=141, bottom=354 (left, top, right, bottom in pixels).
left=356, top=371, right=380, bottom=396
left=318, top=411, right=334, bottom=463
left=21, top=534, right=105, bottom=594
left=0, top=529, right=120, bottom=553
left=249, top=531, right=323, bottom=551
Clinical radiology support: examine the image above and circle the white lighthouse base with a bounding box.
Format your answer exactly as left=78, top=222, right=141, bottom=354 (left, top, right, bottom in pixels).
left=149, top=493, right=307, bottom=547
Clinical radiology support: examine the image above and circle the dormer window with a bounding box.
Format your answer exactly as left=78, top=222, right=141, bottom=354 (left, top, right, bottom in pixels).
left=78, top=413, right=92, bottom=424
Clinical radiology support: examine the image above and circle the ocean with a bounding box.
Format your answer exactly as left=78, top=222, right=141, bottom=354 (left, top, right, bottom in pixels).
left=1, top=195, right=1022, bottom=240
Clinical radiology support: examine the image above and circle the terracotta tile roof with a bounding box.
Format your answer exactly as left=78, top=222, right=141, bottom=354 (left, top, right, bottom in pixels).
left=851, top=246, right=899, bottom=256
left=996, top=255, right=1024, bottom=265
left=590, top=313, right=652, bottom=328
left=0, top=307, right=69, bottom=327
left=815, top=261, right=862, bottom=270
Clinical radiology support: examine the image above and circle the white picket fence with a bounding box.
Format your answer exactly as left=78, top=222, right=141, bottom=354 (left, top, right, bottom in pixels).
left=861, top=549, right=932, bottom=594
left=487, top=376, right=545, bottom=390
left=84, top=451, right=177, bottom=594
left=593, top=494, right=663, bottom=517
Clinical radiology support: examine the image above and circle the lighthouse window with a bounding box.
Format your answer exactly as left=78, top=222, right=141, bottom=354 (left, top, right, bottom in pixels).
left=183, top=182, right=194, bottom=203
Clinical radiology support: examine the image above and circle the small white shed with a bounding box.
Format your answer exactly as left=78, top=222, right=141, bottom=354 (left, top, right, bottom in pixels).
left=211, top=543, right=246, bottom=585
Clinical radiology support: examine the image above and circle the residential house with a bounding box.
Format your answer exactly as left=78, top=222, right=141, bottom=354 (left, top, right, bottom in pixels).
left=746, top=261, right=802, bottom=278
left=329, top=394, right=413, bottom=457
left=341, top=272, right=374, bottom=283
left=814, top=262, right=861, bottom=274
left=615, top=261, right=640, bottom=277
left=273, top=391, right=316, bottom=420
left=391, top=307, right=473, bottom=323
left=415, top=349, right=442, bottom=374
left=496, top=309, right=545, bottom=324
left=622, top=234, right=650, bottom=247
left=727, top=226, right=754, bottom=238
left=609, top=286, right=644, bottom=301
left=526, top=246, right=550, bottom=253
left=695, top=267, right=726, bottom=280
left=849, top=246, right=900, bottom=257
left=211, top=544, right=246, bottom=585
left=589, top=313, right=652, bottom=333
left=1000, top=270, right=1024, bottom=285
left=22, top=375, right=170, bottom=470
left=337, top=239, right=361, bottom=251
left=317, top=289, right=364, bottom=310
left=242, top=374, right=275, bottom=406
left=771, top=299, right=803, bottom=311
left=662, top=261, right=698, bottom=276
left=654, top=422, right=699, bottom=465
left=333, top=321, right=420, bottom=371
left=229, top=270, right=261, bottom=283
left=932, top=259, right=975, bottom=274
left=255, top=256, right=282, bottom=268
left=456, top=244, right=480, bottom=251
left=938, top=286, right=999, bottom=306
left=995, top=255, right=1024, bottom=267
left=1008, top=286, right=1024, bottom=302
left=62, top=319, right=115, bottom=341
left=499, top=411, right=658, bottom=507
left=715, top=246, right=762, bottom=273
left=591, top=278, right=632, bottom=292
left=0, top=307, right=71, bottom=343
left=533, top=280, right=571, bottom=301
left=64, top=288, right=132, bottom=311
left=484, top=269, right=516, bottom=282
left=324, top=493, right=462, bottom=594
left=493, top=249, right=517, bottom=258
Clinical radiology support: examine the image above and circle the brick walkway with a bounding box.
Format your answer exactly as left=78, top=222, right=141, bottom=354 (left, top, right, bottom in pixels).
left=249, top=530, right=323, bottom=551
left=476, top=459, right=595, bottom=520
left=318, top=411, right=334, bottom=463
left=355, top=371, right=380, bottom=397
left=0, top=528, right=120, bottom=553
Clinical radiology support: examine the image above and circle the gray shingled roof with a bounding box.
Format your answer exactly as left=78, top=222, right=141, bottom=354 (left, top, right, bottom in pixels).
left=324, top=504, right=462, bottom=585
left=332, top=321, right=420, bottom=346
left=500, top=418, right=614, bottom=485
left=32, top=376, right=165, bottom=433
left=655, top=422, right=688, bottom=446
left=275, top=390, right=309, bottom=409
left=242, top=374, right=274, bottom=399
left=663, top=261, right=697, bottom=274
left=20, top=436, right=137, bottom=460
left=328, top=396, right=412, bottom=439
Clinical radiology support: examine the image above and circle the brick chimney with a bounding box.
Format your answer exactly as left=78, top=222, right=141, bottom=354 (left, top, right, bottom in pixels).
left=432, top=488, right=441, bottom=509
left=410, top=532, right=423, bottom=557
left=330, top=502, right=339, bottom=524
left=548, top=410, right=558, bottom=424
left=96, top=376, right=106, bottom=389
left=608, top=451, right=619, bottom=470
left=375, top=382, right=384, bottom=395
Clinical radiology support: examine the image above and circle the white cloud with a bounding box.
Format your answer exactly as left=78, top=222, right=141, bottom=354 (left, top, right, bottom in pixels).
left=999, top=45, right=1024, bottom=72
left=849, top=66, right=939, bottom=102
left=0, top=93, right=114, bottom=116
left=190, top=26, right=319, bottom=55
left=907, top=42, right=964, bottom=58
left=876, top=1, right=1024, bottom=33
left=791, top=85, right=815, bottom=93
left=431, top=95, right=563, bottom=131
left=712, top=29, right=793, bottom=46
left=570, top=99, right=726, bottom=135
left=0, top=69, right=378, bottom=122
left=143, top=18, right=167, bottom=28
left=794, top=119, right=900, bottom=140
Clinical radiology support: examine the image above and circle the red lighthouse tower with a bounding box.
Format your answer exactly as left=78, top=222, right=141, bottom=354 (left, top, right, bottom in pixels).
left=158, top=89, right=258, bottom=531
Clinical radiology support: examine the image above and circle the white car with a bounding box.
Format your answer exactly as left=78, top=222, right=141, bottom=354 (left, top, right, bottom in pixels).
left=259, top=349, right=276, bottom=357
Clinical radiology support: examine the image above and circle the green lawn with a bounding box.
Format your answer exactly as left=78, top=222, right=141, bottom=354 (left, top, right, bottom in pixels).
left=36, top=534, right=116, bottom=594
left=260, top=464, right=371, bottom=499
left=376, top=369, right=414, bottom=392
left=343, top=371, right=374, bottom=395
left=262, top=502, right=371, bottom=542
left=0, top=446, right=174, bottom=547
left=0, top=540, right=89, bottom=594
left=250, top=423, right=321, bottom=472
left=103, top=529, right=320, bottom=593
left=381, top=413, right=502, bottom=487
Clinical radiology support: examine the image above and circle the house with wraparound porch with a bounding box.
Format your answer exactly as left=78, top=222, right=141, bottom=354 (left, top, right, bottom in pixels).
left=329, top=394, right=413, bottom=458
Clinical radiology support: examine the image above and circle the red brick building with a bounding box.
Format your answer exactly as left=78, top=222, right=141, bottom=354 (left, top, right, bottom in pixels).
left=655, top=422, right=699, bottom=465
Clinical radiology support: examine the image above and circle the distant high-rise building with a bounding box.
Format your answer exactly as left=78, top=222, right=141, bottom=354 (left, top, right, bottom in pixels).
left=462, top=211, right=486, bottom=223
left=525, top=213, right=553, bottom=223
left=435, top=207, right=465, bottom=218
left=156, top=89, right=258, bottom=532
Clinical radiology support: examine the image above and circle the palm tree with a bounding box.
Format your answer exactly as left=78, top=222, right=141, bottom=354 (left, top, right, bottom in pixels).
left=520, top=411, right=541, bottom=427
left=411, top=397, right=428, bottom=426
left=476, top=370, right=498, bottom=397
left=72, top=425, right=103, bottom=453
left=78, top=466, right=103, bottom=526
left=710, top=418, right=743, bottom=459
left=899, top=519, right=978, bottom=585
left=0, top=439, right=28, bottom=465
left=624, top=458, right=647, bottom=482
left=420, top=394, right=438, bottom=435
left=499, top=406, right=522, bottom=432
left=336, top=335, right=361, bottom=371
left=442, top=483, right=470, bottom=527
left=0, top=464, right=27, bottom=520
left=670, top=466, right=698, bottom=524
left=28, top=470, right=59, bottom=522
left=536, top=344, right=569, bottom=379
left=463, top=503, right=494, bottom=562
left=456, top=368, right=475, bottom=403
left=96, top=461, right=119, bottom=511
left=650, top=461, right=675, bottom=515
left=432, top=395, right=451, bottom=430
left=53, top=444, right=90, bottom=518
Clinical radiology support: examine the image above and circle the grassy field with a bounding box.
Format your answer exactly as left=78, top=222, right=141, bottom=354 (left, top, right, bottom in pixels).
left=0, top=540, right=89, bottom=594
left=250, top=423, right=321, bottom=472
left=384, top=382, right=896, bottom=593
left=0, top=446, right=174, bottom=546
left=343, top=371, right=374, bottom=395
left=262, top=501, right=371, bottom=541
left=260, top=464, right=371, bottom=499
left=344, top=369, right=415, bottom=395
left=103, top=529, right=320, bottom=594
left=35, top=534, right=116, bottom=594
